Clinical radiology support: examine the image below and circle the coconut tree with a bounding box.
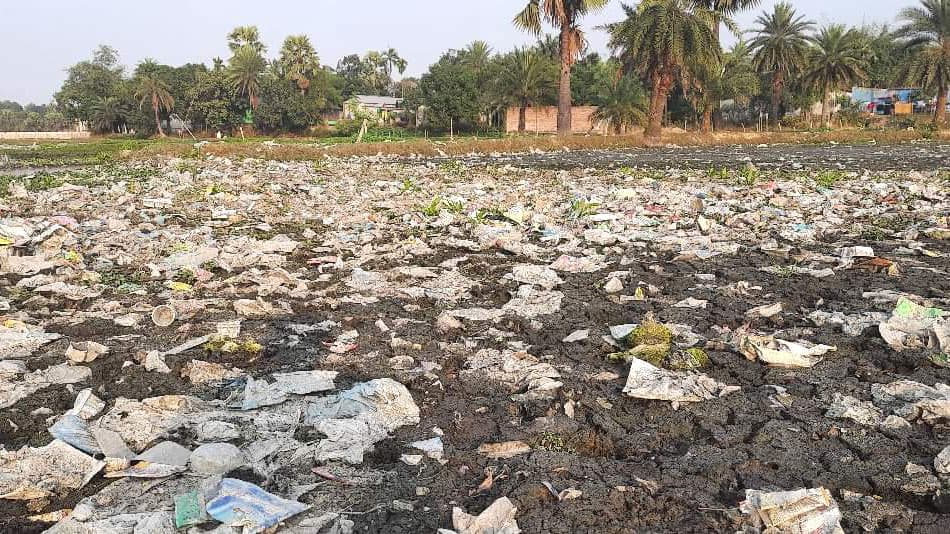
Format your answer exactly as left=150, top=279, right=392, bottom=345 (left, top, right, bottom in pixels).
left=134, top=60, right=175, bottom=137
left=228, top=46, right=266, bottom=111
left=499, top=47, right=557, bottom=132
left=279, top=35, right=320, bottom=95
left=606, top=0, right=720, bottom=138
left=896, top=0, right=950, bottom=126
left=748, top=2, right=814, bottom=125
left=514, top=0, right=611, bottom=135
left=382, top=48, right=407, bottom=95
left=801, top=25, right=868, bottom=127
left=591, top=73, right=648, bottom=134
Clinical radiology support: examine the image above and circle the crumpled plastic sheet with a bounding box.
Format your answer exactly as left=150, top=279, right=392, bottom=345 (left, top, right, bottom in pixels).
left=206, top=478, right=309, bottom=534
left=740, top=488, right=844, bottom=534
left=877, top=297, right=949, bottom=353
left=0, top=322, right=61, bottom=360
left=461, top=349, right=562, bottom=402
left=0, top=363, right=90, bottom=409
left=303, top=378, right=420, bottom=464
left=0, top=439, right=104, bottom=500
left=502, top=285, right=563, bottom=318
left=443, top=497, right=520, bottom=534
left=623, top=357, right=739, bottom=404
left=871, top=379, right=950, bottom=424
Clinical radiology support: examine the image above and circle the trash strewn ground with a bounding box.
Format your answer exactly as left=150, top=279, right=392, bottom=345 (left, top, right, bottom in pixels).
left=1, top=149, right=949, bottom=532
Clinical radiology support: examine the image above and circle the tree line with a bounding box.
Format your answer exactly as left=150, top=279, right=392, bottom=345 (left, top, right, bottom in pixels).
left=3, top=0, right=949, bottom=137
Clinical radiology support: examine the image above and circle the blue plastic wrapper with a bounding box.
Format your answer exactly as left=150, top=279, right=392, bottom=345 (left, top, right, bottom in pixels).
left=206, top=478, right=309, bottom=533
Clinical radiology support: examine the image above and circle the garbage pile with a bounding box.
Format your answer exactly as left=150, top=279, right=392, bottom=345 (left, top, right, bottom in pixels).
left=0, top=155, right=948, bottom=532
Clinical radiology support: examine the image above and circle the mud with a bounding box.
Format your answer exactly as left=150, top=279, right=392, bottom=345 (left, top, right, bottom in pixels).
left=1, top=147, right=949, bottom=533
left=450, top=140, right=950, bottom=171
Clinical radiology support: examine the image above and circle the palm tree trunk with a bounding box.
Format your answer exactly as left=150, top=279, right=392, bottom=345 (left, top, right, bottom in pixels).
left=771, top=72, right=784, bottom=126
left=153, top=98, right=165, bottom=137
left=519, top=98, right=527, bottom=133
left=701, top=106, right=714, bottom=133
left=646, top=73, right=672, bottom=139
left=821, top=87, right=829, bottom=128
left=935, top=85, right=947, bottom=127
left=556, top=23, right=573, bottom=136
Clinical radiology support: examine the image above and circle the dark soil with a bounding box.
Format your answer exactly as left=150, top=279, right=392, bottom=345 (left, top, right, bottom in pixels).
left=2, top=149, right=949, bottom=533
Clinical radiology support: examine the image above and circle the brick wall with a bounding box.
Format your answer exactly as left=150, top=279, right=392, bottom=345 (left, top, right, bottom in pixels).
left=505, top=106, right=604, bottom=134
left=0, top=131, right=91, bottom=140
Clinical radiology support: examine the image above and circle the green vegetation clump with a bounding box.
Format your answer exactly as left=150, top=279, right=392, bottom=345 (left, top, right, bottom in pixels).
left=569, top=199, right=600, bottom=219
left=204, top=336, right=263, bottom=354
left=626, top=315, right=672, bottom=347
left=815, top=169, right=846, bottom=188
left=668, top=348, right=710, bottom=370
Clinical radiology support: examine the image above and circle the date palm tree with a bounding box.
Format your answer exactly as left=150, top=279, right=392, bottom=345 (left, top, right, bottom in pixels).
left=591, top=73, right=647, bottom=134
left=500, top=47, right=557, bottom=132
left=692, top=1, right=761, bottom=130
left=690, top=40, right=761, bottom=131
left=606, top=0, right=720, bottom=138
left=228, top=46, right=266, bottom=111
left=514, top=0, right=610, bottom=135
left=896, top=0, right=950, bottom=126
left=280, top=35, right=320, bottom=95
left=749, top=2, right=814, bottom=125
left=801, top=25, right=868, bottom=127
left=90, top=96, right=130, bottom=134
left=134, top=60, right=174, bottom=137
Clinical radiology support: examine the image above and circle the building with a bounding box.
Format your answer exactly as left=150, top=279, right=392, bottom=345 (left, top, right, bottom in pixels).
left=503, top=106, right=606, bottom=134
left=343, top=95, right=404, bottom=121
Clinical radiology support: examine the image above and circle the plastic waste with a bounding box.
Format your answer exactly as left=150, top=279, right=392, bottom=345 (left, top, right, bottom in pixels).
left=623, top=357, right=739, bottom=405
left=738, top=335, right=836, bottom=368
left=206, top=478, right=309, bottom=534
left=740, top=488, right=843, bottom=534
left=449, top=497, right=520, bottom=534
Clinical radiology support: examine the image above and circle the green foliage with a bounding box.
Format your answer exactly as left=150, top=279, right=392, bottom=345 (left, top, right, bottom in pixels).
left=802, top=25, right=869, bottom=125
left=738, top=164, right=761, bottom=186
left=749, top=2, right=815, bottom=122
left=254, top=76, right=322, bottom=132
left=420, top=196, right=443, bottom=216
left=569, top=198, right=600, bottom=218
left=591, top=74, right=648, bottom=134
left=414, top=51, right=481, bottom=132
left=707, top=166, right=730, bottom=180
left=815, top=169, right=846, bottom=188
left=607, top=0, right=721, bottom=136
left=228, top=46, right=266, bottom=111
left=443, top=198, right=465, bottom=213
left=399, top=177, right=420, bottom=193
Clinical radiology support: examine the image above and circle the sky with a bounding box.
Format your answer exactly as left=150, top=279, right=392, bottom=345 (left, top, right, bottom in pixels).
left=0, top=0, right=920, bottom=105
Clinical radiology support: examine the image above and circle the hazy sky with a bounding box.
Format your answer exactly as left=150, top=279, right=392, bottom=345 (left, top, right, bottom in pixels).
left=1, top=0, right=918, bottom=104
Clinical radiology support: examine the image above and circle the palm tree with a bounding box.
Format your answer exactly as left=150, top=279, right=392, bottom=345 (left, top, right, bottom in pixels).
left=134, top=60, right=175, bottom=137
left=691, top=40, right=761, bottom=131
left=692, top=1, right=761, bottom=130
left=749, top=2, right=814, bottom=125
left=514, top=0, right=610, bottom=135
left=280, top=35, right=320, bottom=95
left=896, top=0, right=950, bottom=126
left=535, top=34, right=561, bottom=60
left=90, top=96, right=130, bottom=134
left=228, top=26, right=266, bottom=54
left=500, top=47, right=557, bottom=132
left=591, top=74, right=647, bottom=134
left=228, top=46, right=266, bottom=111
left=606, top=0, right=720, bottom=138
left=381, top=48, right=408, bottom=96
left=461, top=41, right=494, bottom=74
left=801, top=25, right=868, bottom=127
